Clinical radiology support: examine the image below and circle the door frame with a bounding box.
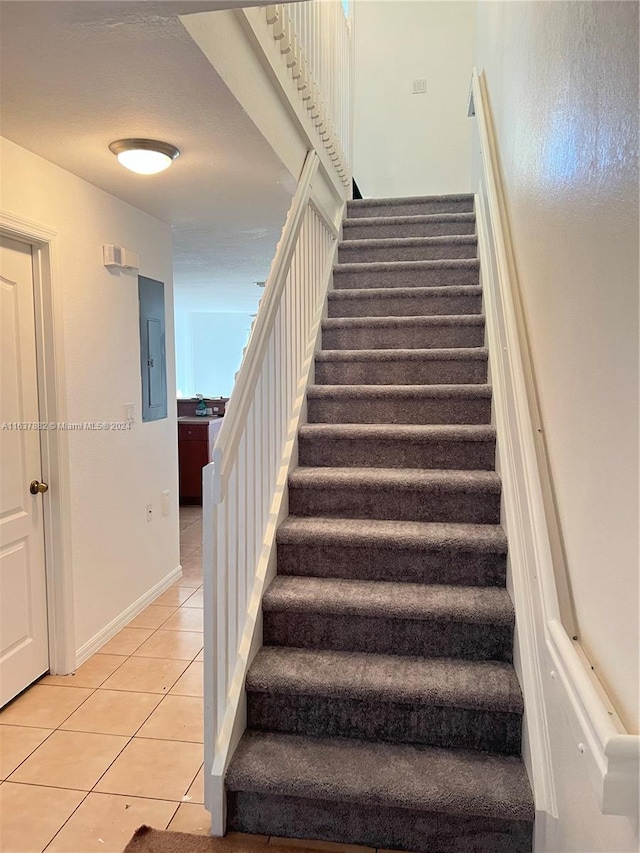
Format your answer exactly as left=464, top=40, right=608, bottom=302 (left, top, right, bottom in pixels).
left=0, top=210, right=76, bottom=675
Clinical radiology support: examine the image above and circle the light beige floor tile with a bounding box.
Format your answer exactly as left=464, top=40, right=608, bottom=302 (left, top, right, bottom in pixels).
left=99, top=628, right=155, bottom=656
left=270, top=839, right=375, bottom=853
left=180, top=544, right=200, bottom=561
left=40, top=655, right=128, bottom=689
left=136, top=695, right=203, bottom=743
left=0, top=725, right=53, bottom=779
left=169, top=661, right=203, bottom=697
left=94, top=737, right=203, bottom=801
left=177, top=572, right=203, bottom=589
left=127, top=605, right=178, bottom=630
left=180, top=530, right=202, bottom=548
left=0, top=685, right=93, bottom=729
left=154, top=586, right=196, bottom=607
left=167, top=802, right=211, bottom=835
left=186, top=764, right=204, bottom=804
left=60, top=690, right=162, bottom=736
left=182, top=588, right=203, bottom=608
left=133, top=630, right=203, bottom=661
left=45, top=792, right=178, bottom=853
left=101, top=656, right=189, bottom=694
left=161, top=607, right=204, bottom=632
left=9, top=730, right=128, bottom=791
left=0, top=782, right=85, bottom=853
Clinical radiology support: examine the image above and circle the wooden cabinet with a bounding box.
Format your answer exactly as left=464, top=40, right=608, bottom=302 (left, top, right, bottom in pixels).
left=178, top=418, right=219, bottom=505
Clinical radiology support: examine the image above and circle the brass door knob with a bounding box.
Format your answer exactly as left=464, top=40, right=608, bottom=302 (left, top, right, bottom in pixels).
left=30, top=480, right=49, bottom=495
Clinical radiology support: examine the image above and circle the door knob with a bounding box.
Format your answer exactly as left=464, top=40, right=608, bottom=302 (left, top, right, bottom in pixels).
left=30, top=480, right=49, bottom=495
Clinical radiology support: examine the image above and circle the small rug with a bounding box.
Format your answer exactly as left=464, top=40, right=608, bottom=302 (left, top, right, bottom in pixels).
left=124, top=826, right=318, bottom=853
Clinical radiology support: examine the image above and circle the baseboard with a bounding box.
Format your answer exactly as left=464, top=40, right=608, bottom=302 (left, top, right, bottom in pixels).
left=74, top=564, right=183, bottom=667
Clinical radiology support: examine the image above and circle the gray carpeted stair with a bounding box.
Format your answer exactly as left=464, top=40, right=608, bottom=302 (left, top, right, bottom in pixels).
left=343, top=212, right=477, bottom=240
left=225, top=193, right=533, bottom=851
left=314, top=348, right=488, bottom=385
left=328, top=285, right=482, bottom=317
left=298, top=423, right=497, bottom=470
left=333, top=258, right=480, bottom=289
left=338, top=235, right=478, bottom=264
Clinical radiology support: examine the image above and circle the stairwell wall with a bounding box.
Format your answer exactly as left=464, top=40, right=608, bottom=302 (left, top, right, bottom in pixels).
left=353, top=0, right=475, bottom=198
left=473, top=2, right=638, bottom=849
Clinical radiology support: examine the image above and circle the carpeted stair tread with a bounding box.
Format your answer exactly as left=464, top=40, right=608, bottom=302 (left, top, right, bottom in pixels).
left=316, top=347, right=488, bottom=363
left=307, top=383, right=492, bottom=400
left=247, top=647, right=523, bottom=714
left=299, top=422, right=496, bottom=440
left=263, top=575, right=513, bottom=624
left=289, top=466, right=500, bottom=493
left=338, top=235, right=477, bottom=264
left=329, top=284, right=481, bottom=301
left=339, top=235, right=478, bottom=251
left=322, top=314, right=484, bottom=329
left=226, top=731, right=533, bottom=823
left=276, top=516, right=507, bottom=553
left=343, top=212, right=477, bottom=228
left=334, top=258, right=479, bottom=275
left=347, top=194, right=475, bottom=218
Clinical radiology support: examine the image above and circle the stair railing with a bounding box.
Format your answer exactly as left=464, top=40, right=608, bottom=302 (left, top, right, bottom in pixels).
left=202, top=150, right=342, bottom=833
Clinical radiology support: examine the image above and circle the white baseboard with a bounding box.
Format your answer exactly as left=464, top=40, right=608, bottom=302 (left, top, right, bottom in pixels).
left=74, top=564, right=183, bottom=668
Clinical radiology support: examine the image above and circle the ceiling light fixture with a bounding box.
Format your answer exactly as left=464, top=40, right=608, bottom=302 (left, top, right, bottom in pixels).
left=109, top=139, right=180, bottom=175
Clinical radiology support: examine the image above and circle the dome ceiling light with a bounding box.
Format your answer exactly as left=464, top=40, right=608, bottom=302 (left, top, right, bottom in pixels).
left=109, top=139, right=180, bottom=175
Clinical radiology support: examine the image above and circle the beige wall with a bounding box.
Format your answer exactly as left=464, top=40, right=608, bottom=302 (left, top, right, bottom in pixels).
left=0, top=137, right=180, bottom=656
left=353, top=0, right=476, bottom=198
left=474, top=1, right=639, bottom=734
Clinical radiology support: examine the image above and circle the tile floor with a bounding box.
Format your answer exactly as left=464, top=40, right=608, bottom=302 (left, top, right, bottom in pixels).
left=0, top=507, right=377, bottom=853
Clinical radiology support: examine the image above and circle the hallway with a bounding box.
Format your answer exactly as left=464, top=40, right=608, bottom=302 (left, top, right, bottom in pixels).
left=0, top=507, right=207, bottom=851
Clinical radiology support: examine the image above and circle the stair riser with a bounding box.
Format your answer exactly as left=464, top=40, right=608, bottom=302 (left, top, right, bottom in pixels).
left=307, top=395, right=492, bottom=425
left=298, top=435, right=496, bottom=470
left=333, top=264, right=479, bottom=290
left=288, top=484, right=501, bottom=524
left=315, top=358, right=488, bottom=385
left=327, top=293, right=482, bottom=317
left=263, top=613, right=513, bottom=661
left=344, top=219, right=476, bottom=240
left=227, top=791, right=532, bottom=853
left=322, top=324, right=485, bottom=350
left=347, top=198, right=474, bottom=218
left=276, top=542, right=506, bottom=586
left=247, top=692, right=522, bottom=754
left=339, top=241, right=477, bottom=264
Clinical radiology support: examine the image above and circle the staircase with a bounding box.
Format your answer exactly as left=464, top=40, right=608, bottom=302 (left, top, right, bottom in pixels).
left=224, top=194, right=534, bottom=853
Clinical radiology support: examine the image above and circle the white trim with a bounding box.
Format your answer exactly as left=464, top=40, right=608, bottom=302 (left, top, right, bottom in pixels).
left=75, top=565, right=183, bottom=667
left=471, top=67, right=639, bottom=822
left=0, top=209, right=76, bottom=675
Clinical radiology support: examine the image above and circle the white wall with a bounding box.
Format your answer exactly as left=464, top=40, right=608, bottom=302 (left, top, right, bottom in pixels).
left=473, top=2, right=638, bottom=847
left=0, top=137, right=180, bottom=657
left=353, top=0, right=475, bottom=198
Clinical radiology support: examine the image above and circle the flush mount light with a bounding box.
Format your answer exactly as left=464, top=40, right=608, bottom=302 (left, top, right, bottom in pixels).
left=109, top=139, right=180, bottom=175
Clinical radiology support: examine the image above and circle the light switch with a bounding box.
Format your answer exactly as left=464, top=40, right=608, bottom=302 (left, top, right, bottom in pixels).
left=412, top=79, right=427, bottom=94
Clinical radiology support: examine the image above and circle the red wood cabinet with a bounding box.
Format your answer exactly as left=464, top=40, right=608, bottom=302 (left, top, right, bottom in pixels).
left=178, top=418, right=218, bottom=505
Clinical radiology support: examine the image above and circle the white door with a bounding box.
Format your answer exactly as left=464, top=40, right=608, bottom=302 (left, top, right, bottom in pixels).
left=0, top=235, right=49, bottom=707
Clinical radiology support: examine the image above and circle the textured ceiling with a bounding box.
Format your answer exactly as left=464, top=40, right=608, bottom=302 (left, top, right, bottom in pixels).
left=0, top=1, right=296, bottom=312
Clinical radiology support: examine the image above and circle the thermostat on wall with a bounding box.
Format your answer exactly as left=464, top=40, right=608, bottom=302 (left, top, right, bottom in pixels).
left=103, top=244, right=140, bottom=270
